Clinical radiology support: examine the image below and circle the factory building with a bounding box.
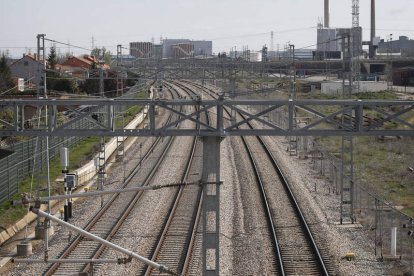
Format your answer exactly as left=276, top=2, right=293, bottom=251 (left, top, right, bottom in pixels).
left=129, top=42, right=154, bottom=58
left=377, top=36, right=414, bottom=58
left=192, top=41, right=213, bottom=57
left=162, top=39, right=191, bottom=59
left=163, top=39, right=212, bottom=58
left=172, top=43, right=194, bottom=58
left=313, top=27, right=362, bottom=60
left=129, top=39, right=213, bottom=59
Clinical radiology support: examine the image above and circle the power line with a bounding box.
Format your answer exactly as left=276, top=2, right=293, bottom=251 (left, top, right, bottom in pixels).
left=210, top=27, right=316, bottom=40
left=44, top=38, right=92, bottom=52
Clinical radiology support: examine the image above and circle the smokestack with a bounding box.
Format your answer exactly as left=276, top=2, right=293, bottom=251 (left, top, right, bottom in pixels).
left=324, top=0, right=330, bottom=28
left=371, top=0, right=376, bottom=42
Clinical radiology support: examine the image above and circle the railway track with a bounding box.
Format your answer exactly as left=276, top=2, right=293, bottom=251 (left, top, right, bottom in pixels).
left=43, top=86, right=184, bottom=276
left=89, top=82, right=204, bottom=276
left=43, top=79, right=332, bottom=275
left=178, top=80, right=332, bottom=275
left=141, top=82, right=210, bottom=276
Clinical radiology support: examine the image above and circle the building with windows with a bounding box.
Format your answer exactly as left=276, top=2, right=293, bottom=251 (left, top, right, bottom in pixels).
left=377, top=36, right=414, bottom=57
left=10, top=54, right=44, bottom=86
left=129, top=39, right=213, bottom=59
left=313, top=27, right=362, bottom=60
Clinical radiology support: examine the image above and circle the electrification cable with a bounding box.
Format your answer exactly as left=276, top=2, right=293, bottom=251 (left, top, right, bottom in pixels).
left=44, top=38, right=92, bottom=52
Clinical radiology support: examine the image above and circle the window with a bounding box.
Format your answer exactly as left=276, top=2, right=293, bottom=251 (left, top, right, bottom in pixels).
left=24, top=61, right=29, bottom=66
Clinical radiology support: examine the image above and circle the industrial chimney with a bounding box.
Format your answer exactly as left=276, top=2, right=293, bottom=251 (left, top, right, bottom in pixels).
left=371, top=0, right=376, bottom=43
left=324, top=0, right=330, bottom=28
left=369, top=0, right=376, bottom=58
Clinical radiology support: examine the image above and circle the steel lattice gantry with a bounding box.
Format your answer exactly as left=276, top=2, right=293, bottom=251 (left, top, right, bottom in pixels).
left=129, top=59, right=286, bottom=80
left=3, top=97, right=414, bottom=276
left=1, top=98, right=414, bottom=137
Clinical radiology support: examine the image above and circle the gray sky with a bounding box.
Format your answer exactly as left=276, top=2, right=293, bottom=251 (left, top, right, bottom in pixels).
left=1, top=0, right=413, bottom=58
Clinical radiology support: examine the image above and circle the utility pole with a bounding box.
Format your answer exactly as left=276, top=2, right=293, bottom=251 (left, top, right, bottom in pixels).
left=387, top=34, right=393, bottom=91
left=352, top=0, right=360, bottom=28
left=36, top=33, right=53, bottom=258
left=117, top=44, right=123, bottom=66
left=270, top=31, right=274, bottom=53
left=340, top=33, right=355, bottom=224
left=289, top=44, right=296, bottom=100
left=352, top=0, right=361, bottom=93
left=98, top=66, right=106, bottom=207
left=288, top=44, right=297, bottom=156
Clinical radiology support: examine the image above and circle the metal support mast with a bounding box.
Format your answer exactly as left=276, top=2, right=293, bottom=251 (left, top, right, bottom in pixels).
left=352, top=0, right=360, bottom=28
left=202, top=107, right=223, bottom=276
left=116, top=44, right=123, bottom=67
left=340, top=34, right=355, bottom=224
left=115, top=46, right=125, bottom=173
left=98, top=67, right=106, bottom=206
left=288, top=44, right=297, bottom=156
left=352, top=0, right=361, bottom=93
left=36, top=33, right=53, bottom=256
left=115, top=71, right=125, bottom=169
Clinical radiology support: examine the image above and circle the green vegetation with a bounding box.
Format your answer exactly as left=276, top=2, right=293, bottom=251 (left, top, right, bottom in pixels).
left=0, top=136, right=100, bottom=229
left=320, top=136, right=414, bottom=217
left=46, top=46, right=79, bottom=94
left=0, top=53, right=14, bottom=93
left=0, top=90, right=146, bottom=229
left=91, top=47, right=112, bottom=66
left=316, top=90, right=414, bottom=218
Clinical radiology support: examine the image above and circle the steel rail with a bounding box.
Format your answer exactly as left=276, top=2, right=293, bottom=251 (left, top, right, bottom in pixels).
left=143, top=81, right=206, bottom=275
left=44, top=87, right=179, bottom=275
left=181, top=80, right=330, bottom=275
left=79, top=84, right=185, bottom=275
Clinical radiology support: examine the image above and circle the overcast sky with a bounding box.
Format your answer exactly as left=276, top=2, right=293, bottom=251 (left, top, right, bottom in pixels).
left=1, top=0, right=413, bottom=57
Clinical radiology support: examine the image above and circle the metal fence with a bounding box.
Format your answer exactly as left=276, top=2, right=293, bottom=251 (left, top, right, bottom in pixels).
left=0, top=118, right=97, bottom=205
left=264, top=105, right=413, bottom=274
left=308, top=142, right=414, bottom=274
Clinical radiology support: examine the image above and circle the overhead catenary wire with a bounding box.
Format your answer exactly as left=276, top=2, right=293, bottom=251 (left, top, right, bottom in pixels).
left=210, top=26, right=317, bottom=41
left=44, top=38, right=93, bottom=52
left=0, top=77, right=34, bottom=95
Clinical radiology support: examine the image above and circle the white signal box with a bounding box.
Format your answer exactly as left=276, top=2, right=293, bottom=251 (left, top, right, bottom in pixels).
left=18, top=78, right=24, bottom=92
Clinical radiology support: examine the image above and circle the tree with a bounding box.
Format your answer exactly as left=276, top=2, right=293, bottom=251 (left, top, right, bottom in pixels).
left=101, top=47, right=113, bottom=66
left=91, top=47, right=102, bottom=58
left=48, top=46, right=57, bottom=70
left=0, top=54, right=14, bottom=92
left=91, top=47, right=112, bottom=66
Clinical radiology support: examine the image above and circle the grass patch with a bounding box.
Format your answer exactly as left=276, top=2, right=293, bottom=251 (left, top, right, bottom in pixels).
left=0, top=90, right=146, bottom=230
left=318, top=136, right=414, bottom=218
left=0, top=136, right=100, bottom=229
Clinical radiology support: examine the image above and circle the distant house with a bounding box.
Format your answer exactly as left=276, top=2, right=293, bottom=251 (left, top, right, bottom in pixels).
left=55, top=64, right=88, bottom=80
left=57, top=55, right=109, bottom=82
left=61, top=56, right=94, bottom=69
left=61, top=55, right=109, bottom=70
left=10, top=54, right=45, bottom=86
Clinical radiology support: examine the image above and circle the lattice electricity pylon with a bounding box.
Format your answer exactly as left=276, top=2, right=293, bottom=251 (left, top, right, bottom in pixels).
left=115, top=71, right=125, bottom=166
left=340, top=134, right=355, bottom=224
left=340, top=33, right=356, bottom=224
left=289, top=117, right=298, bottom=156
left=352, top=0, right=360, bottom=28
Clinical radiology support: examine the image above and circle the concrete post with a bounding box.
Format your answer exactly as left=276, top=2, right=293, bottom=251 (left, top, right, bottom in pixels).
left=202, top=136, right=221, bottom=276
left=391, top=227, right=397, bottom=257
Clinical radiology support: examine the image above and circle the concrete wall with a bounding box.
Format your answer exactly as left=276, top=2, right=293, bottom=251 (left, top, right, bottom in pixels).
left=163, top=39, right=191, bottom=58
left=129, top=42, right=153, bottom=58
left=10, top=55, right=41, bottom=85
left=321, top=81, right=388, bottom=95
left=378, top=36, right=414, bottom=57
left=162, top=39, right=212, bottom=58
left=317, top=28, right=339, bottom=52
left=316, top=27, right=362, bottom=58
left=192, top=41, right=212, bottom=56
